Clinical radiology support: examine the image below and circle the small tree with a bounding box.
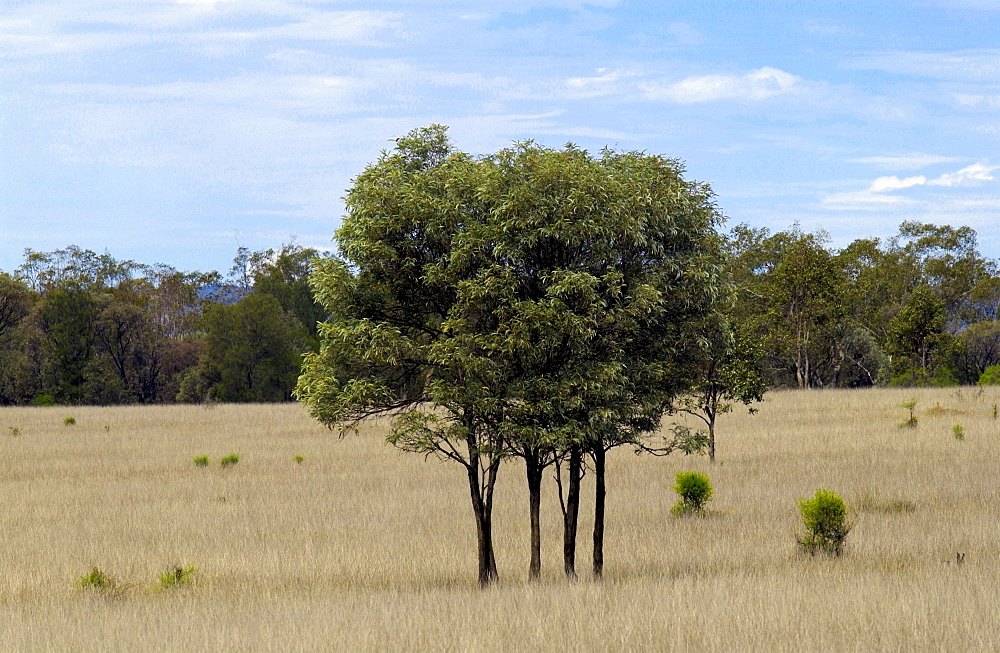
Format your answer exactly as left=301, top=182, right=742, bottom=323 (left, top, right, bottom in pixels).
left=672, top=317, right=765, bottom=462
left=797, top=489, right=852, bottom=556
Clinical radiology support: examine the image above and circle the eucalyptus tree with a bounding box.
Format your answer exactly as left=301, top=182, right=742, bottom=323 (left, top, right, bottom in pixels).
left=479, top=143, right=727, bottom=579
left=296, top=126, right=727, bottom=586
left=296, top=126, right=508, bottom=587
left=671, top=316, right=766, bottom=463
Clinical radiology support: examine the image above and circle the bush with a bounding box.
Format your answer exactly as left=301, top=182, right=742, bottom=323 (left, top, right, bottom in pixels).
left=75, top=567, right=127, bottom=598
left=219, top=453, right=240, bottom=468
left=158, top=565, right=198, bottom=589
left=798, top=489, right=852, bottom=556
left=671, top=471, right=713, bottom=515
left=32, top=394, right=56, bottom=407
left=978, top=365, right=1000, bottom=386
left=193, top=455, right=209, bottom=467
left=953, top=424, right=965, bottom=441
left=64, top=416, right=76, bottom=426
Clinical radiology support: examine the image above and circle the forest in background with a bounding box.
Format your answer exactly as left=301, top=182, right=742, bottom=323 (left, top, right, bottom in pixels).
left=1, top=219, right=999, bottom=406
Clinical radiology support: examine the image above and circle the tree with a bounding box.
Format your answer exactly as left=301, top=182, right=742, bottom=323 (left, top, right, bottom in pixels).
left=297, top=125, right=506, bottom=586
left=182, top=294, right=303, bottom=402
left=296, top=126, right=727, bottom=585
left=250, top=243, right=328, bottom=351
left=672, top=317, right=766, bottom=462
left=477, top=142, right=726, bottom=579
left=33, top=286, right=102, bottom=404
left=887, top=286, right=950, bottom=384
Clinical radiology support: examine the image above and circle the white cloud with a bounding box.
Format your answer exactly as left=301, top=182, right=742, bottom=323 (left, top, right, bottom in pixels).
left=870, top=175, right=927, bottom=192
left=862, top=162, right=997, bottom=193
left=642, top=67, right=798, bottom=104
left=927, top=161, right=999, bottom=186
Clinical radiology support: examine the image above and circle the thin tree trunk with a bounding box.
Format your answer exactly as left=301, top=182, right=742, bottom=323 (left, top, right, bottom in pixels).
left=466, top=429, right=499, bottom=588
left=562, top=445, right=582, bottom=580
left=467, top=462, right=498, bottom=587
left=592, top=445, right=606, bottom=579
left=526, top=451, right=543, bottom=581
left=708, top=412, right=717, bottom=463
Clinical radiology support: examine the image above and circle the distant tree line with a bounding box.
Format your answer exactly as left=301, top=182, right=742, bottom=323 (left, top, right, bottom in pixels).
left=727, top=221, right=1000, bottom=389
left=2, top=222, right=998, bottom=407
left=0, top=243, right=327, bottom=406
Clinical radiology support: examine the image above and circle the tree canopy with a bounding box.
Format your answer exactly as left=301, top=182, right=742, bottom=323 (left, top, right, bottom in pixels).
left=295, top=125, right=728, bottom=585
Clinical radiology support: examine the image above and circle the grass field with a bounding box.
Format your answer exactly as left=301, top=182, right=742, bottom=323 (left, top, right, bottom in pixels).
left=2, top=387, right=1000, bottom=650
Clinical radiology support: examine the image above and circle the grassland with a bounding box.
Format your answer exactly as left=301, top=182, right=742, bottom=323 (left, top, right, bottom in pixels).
left=2, top=387, right=1000, bottom=650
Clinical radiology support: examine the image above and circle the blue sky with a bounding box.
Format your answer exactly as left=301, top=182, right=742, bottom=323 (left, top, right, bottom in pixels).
left=3, top=0, right=1000, bottom=273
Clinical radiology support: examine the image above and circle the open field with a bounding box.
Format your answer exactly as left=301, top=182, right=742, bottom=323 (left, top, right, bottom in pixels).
left=2, top=387, right=1000, bottom=650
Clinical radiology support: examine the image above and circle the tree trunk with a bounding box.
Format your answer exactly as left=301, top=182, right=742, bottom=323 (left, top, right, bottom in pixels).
left=562, top=445, right=582, bottom=580
left=592, top=445, right=606, bottom=579
left=467, top=462, right=498, bottom=588
left=525, top=452, right=543, bottom=581
left=708, top=413, right=717, bottom=463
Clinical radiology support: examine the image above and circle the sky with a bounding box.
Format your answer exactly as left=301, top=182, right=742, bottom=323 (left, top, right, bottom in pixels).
left=3, top=0, right=1000, bottom=274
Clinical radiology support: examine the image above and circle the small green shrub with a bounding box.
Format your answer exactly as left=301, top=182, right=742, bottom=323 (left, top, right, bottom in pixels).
left=293, top=455, right=305, bottom=464
left=8, top=426, right=20, bottom=437
left=75, top=567, right=126, bottom=598
left=898, top=399, right=918, bottom=428
left=158, top=565, right=198, bottom=589
left=953, top=424, right=965, bottom=441
left=798, top=489, right=852, bottom=556
left=671, top=471, right=713, bottom=516
left=193, top=455, right=209, bottom=467
left=32, top=394, right=56, bottom=407
left=219, top=453, right=240, bottom=468
left=64, top=416, right=76, bottom=426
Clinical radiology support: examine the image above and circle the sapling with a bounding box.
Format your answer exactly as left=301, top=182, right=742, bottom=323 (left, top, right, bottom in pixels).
left=899, top=399, right=918, bottom=428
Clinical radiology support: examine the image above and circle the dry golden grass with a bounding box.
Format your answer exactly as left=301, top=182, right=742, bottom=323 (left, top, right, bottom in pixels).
left=2, top=387, right=1000, bottom=650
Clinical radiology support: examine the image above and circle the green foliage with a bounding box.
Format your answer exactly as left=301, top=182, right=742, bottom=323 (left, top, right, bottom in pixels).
left=219, top=453, right=240, bottom=467
left=179, top=294, right=302, bottom=403
left=63, top=416, right=75, bottom=426
left=672, top=318, right=766, bottom=460
left=296, top=125, right=728, bottom=585
left=671, top=471, right=714, bottom=515
left=899, top=398, right=918, bottom=428
left=75, top=567, right=127, bottom=598
left=978, top=364, right=1000, bottom=386
left=953, top=423, right=965, bottom=441
left=887, top=286, right=951, bottom=382
left=667, top=424, right=711, bottom=456
left=8, top=426, right=19, bottom=436
left=193, top=455, right=209, bottom=467
left=158, top=565, right=198, bottom=589
left=293, top=455, right=305, bottom=464
left=797, top=489, right=852, bottom=556
left=32, top=394, right=56, bottom=406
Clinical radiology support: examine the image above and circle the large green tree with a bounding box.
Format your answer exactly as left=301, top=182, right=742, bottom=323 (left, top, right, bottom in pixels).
left=296, top=126, right=727, bottom=585
left=181, top=294, right=303, bottom=402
